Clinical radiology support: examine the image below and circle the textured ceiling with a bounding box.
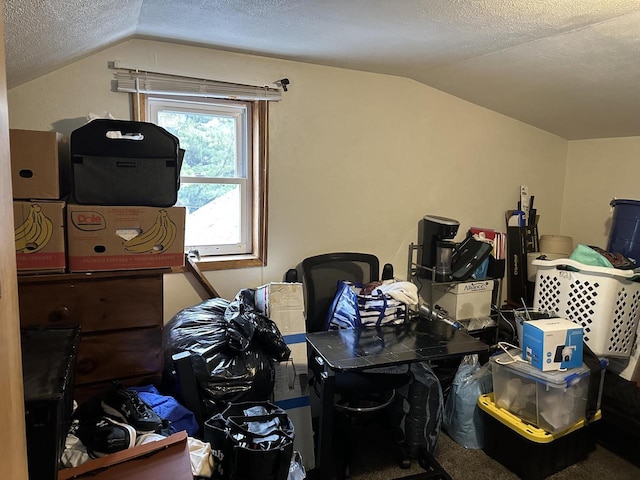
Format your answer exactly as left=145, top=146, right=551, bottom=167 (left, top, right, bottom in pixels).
left=3, top=0, right=640, bottom=140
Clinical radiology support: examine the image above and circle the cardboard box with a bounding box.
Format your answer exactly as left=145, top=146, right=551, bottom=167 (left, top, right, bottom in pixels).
left=10, top=129, right=69, bottom=200
left=431, top=279, right=494, bottom=320
left=67, top=204, right=185, bottom=272
left=522, top=318, right=583, bottom=371
left=272, top=342, right=315, bottom=471
left=255, top=282, right=315, bottom=470
left=255, top=282, right=306, bottom=336
left=58, top=431, right=192, bottom=480
left=14, top=200, right=66, bottom=273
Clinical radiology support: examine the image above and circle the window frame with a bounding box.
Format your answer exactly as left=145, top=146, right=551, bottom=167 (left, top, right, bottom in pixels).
left=133, top=93, right=269, bottom=271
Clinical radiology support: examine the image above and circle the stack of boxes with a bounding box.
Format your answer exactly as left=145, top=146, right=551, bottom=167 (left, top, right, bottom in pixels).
left=479, top=318, right=606, bottom=480
left=10, top=127, right=186, bottom=275
left=255, top=282, right=315, bottom=472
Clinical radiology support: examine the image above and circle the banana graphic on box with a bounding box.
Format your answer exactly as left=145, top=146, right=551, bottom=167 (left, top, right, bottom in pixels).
left=123, top=209, right=177, bottom=254
left=15, top=204, right=54, bottom=253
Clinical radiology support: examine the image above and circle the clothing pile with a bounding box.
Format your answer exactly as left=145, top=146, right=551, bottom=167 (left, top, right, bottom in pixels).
left=61, top=383, right=213, bottom=478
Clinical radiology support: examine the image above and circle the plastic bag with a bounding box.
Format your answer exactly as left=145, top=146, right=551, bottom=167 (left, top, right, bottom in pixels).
left=288, top=451, right=307, bottom=480
left=163, top=291, right=291, bottom=411
left=225, top=289, right=291, bottom=362
left=443, top=354, right=493, bottom=449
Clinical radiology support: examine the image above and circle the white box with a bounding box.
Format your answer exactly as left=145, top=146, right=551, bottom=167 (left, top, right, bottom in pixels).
left=255, top=282, right=306, bottom=336
left=272, top=342, right=315, bottom=470
left=522, top=318, right=583, bottom=371
left=256, top=282, right=315, bottom=470
left=281, top=404, right=315, bottom=471
left=273, top=342, right=308, bottom=401
left=431, top=279, right=494, bottom=320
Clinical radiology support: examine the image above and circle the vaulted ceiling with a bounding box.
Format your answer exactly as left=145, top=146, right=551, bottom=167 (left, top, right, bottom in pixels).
left=4, top=1, right=640, bottom=140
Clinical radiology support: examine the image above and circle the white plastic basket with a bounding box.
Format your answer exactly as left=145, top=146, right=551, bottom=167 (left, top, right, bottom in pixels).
left=532, top=258, right=640, bottom=359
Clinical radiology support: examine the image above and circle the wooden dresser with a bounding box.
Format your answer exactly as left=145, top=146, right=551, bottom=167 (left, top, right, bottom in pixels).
left=18, top=269, right=167, bottom=404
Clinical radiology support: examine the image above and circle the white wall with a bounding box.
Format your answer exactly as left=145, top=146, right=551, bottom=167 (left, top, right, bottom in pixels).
left=563, top=137, right=640, bottom=249
left=8, top=39, right=569, bottom=320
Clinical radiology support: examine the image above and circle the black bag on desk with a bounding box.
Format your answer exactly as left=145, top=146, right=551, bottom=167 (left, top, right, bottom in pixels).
left=204, top=401, right=295, bottom=480
left=70, top=119, right=182, bottom=207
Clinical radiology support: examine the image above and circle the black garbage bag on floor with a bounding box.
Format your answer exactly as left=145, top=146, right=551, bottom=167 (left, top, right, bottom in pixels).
left=164, top=290, right=290, bottom=413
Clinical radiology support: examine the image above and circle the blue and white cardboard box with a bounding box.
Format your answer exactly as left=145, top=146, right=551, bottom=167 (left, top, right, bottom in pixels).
left=255, top=282, right=315, bottom=471
left=522, top=317, right=583, bottom=371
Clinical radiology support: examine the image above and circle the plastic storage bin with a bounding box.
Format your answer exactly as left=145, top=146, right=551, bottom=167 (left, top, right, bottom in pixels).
left=490, top=350, right=604, bottom=434
left=532, top=257, right=640, bottom=358
left=478, top=393, right=599, bottom=480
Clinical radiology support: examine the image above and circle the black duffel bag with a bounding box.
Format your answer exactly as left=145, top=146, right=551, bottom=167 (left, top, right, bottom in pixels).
left=205, top=401, right=295, bottom=480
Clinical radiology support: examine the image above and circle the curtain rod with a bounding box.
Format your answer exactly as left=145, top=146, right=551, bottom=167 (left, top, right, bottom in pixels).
left=109, top=61, right=285, bottom=101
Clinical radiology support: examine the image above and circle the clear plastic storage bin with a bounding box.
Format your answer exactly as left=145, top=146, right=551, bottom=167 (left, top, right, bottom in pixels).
left=532, top=258, right=640, bottom=358
left=490, top=350, right=605, bottom=434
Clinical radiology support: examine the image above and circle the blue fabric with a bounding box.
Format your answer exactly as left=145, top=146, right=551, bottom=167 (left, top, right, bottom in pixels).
left=129, top=384, right=199, bottom=436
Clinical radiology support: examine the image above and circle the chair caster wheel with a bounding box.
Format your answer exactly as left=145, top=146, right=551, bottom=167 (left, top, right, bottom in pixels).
left=399, top=457, right=412, bottom=469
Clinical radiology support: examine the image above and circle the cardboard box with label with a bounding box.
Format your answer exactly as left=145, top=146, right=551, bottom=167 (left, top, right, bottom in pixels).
left=255, top=282, right=315, bottom=470
left=14, top=200, right=66, bottom=273
left=431, top=279, right=494, bottom=320
left=66, top=204, right=185, bottom=272
left=522, top=317, right=583, bottom=371
left=10, top=129, right=69, bottom=200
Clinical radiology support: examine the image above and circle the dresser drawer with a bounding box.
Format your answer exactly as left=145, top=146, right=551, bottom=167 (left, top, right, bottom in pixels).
left=75, top=328, right=163, bottom=385
left=18, top=273, right=163, bottom=332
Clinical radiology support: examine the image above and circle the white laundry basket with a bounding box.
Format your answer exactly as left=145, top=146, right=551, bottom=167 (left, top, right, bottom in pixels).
left=532, top=258, right=640, bottom=359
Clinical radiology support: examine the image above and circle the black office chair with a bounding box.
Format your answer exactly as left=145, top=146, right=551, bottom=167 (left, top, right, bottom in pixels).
left=293, top=252, right=412, bottom=476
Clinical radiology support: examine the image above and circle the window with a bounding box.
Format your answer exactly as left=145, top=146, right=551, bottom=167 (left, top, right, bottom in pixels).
left=136, top=94, right=269, bottom=270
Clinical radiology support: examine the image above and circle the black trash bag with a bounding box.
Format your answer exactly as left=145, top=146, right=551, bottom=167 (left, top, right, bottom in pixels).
left=164, top=292, right=290, bottom=411
left=224, top=289, right=257, bottom=352
left=164, top=297, right=230, bottom=354
left=225, top=289, right=291, bottom=362
left=199, top=347, right=276, bottom=410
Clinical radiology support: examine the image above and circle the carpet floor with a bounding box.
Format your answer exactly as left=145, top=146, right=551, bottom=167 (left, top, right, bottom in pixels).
left=338, top=418, right=640, bottom=480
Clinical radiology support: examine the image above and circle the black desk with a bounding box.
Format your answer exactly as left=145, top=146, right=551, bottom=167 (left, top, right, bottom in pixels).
left=306, top=319, right=489, bottom=480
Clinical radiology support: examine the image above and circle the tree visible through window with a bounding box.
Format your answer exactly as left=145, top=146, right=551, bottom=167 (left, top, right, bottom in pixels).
left=140, top=94, right=267, bottom=265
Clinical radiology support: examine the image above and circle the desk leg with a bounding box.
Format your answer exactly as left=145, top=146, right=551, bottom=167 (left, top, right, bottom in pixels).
left=317, top=371, right=336, bottom=480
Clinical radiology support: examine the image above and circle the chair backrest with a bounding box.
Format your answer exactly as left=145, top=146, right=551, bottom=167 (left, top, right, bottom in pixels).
left=300, top=252, right=379, bottom=333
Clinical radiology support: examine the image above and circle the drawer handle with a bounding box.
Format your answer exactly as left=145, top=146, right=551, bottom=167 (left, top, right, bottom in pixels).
left=50, top=306, right=70, bottom=322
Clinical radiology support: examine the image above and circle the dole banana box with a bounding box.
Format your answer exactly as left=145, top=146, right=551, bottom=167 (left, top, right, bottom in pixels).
left=13, top=200, right=66, bottom=273
left=67, top=204, right=185, bottom=272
